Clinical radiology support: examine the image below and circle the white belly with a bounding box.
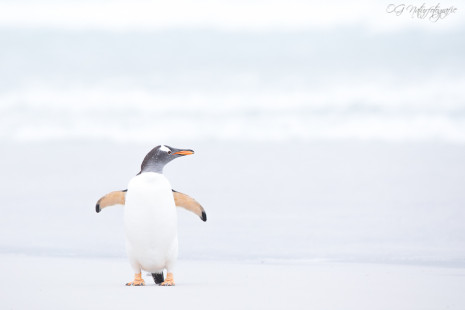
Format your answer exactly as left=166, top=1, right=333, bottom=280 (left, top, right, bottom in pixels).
left=124, top=172, right=178, bottom=272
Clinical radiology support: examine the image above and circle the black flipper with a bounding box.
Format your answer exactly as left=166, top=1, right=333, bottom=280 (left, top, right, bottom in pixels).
left=152, top=272, right=164, bottom=284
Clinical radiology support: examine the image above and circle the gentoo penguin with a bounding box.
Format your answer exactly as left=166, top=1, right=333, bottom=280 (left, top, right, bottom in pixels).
left=96, top=145, right=204, bottom=286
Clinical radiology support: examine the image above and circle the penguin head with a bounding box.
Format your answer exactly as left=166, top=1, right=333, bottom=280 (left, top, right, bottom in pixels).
left=140, top=145, right=194, bottom=174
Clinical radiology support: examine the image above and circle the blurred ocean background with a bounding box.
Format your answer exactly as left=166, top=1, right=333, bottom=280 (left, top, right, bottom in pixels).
left=0, top=0, right=464, bottom=265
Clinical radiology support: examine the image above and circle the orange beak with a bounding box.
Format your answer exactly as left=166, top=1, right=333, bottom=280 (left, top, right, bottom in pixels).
left=172, top=150, right=194, bottom=156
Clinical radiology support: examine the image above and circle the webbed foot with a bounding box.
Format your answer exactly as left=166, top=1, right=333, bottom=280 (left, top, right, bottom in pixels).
left=160, top=272, right=175, bottom=286
left=126, top=272, right=145, bottom=286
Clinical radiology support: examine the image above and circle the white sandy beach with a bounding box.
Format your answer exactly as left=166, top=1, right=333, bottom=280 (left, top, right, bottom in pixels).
left=2, top=254, right=465, bottom=310
left=0, top=140, right=464, bottom=309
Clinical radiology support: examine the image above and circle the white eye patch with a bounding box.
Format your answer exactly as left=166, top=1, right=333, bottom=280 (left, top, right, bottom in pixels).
left=160, top=145, right=171, bottom=153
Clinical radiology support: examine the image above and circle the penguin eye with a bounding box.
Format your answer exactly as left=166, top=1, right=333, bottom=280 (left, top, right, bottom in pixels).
left=167, top=150, right=172, bottom=155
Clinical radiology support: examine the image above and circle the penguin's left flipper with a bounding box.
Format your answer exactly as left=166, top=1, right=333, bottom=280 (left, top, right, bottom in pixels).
left=172, top=189, right=207, bottom=222
left=95, top=190, right=207, bottom=222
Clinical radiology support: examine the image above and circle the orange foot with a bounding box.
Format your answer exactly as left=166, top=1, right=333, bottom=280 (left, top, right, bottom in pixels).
left=160, top=272, right=175, bottom=286
left=126, top=272, right=145, bottom=286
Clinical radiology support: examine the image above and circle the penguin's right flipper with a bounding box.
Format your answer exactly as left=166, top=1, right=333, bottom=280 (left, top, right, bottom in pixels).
left=95, top=190, right=127, bottom=213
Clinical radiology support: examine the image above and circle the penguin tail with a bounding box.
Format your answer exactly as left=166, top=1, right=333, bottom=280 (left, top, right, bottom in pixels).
left=152, top=272, right=164, bottom=285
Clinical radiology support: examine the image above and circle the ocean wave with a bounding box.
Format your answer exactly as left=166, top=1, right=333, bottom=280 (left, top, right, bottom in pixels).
left=1, top=79, right=465, bottom=142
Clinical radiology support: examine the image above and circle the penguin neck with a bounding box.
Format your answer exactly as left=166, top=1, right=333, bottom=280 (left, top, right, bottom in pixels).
left=140, top=164, right=165, bottom=174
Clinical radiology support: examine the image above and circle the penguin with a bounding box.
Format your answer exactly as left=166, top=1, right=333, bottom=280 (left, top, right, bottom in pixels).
left=96, top=145, right=203, bottom=286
